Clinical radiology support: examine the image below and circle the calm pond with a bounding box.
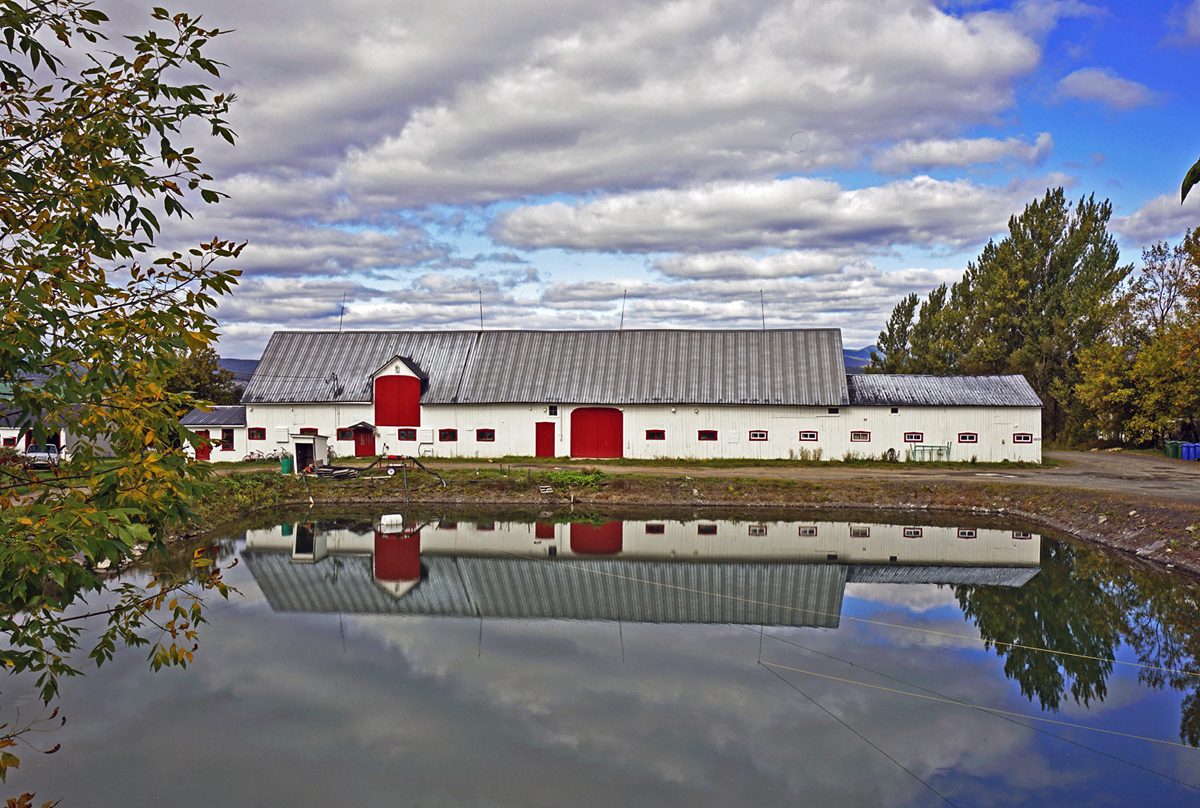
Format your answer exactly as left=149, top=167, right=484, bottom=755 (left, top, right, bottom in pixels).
left=9, top=507, right=1200, bottom=806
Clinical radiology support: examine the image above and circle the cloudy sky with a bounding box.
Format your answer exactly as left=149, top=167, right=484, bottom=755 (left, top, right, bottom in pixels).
left=140, top=0, right=1200, bottom=358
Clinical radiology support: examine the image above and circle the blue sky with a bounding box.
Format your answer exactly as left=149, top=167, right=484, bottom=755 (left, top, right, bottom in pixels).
left=149, top=0, right=1200, bottom=358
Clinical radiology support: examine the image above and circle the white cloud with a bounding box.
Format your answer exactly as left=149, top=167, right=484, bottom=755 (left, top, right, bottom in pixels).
left=1163, top=0, right=1200, bottom=46
left=1110, top=192, right=1200, bottom=245
left=1053, top=67, right=1163, bottom=110
left=873, top=132, right=1053, bottom=174
left=492, top=175, right=1071, bottom=253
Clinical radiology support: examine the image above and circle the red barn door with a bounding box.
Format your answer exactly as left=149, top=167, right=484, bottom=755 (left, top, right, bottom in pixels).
left=375, top=376, right=421, bottom=426
left=535, top=421, right=555, bottom=457
left=569, top=521, right=623, bottom=555
left=569, top=408, right=623, bottom=458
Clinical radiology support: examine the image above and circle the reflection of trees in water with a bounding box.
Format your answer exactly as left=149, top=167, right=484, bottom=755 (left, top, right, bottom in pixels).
left=957, top=540, right=1200, bottom=745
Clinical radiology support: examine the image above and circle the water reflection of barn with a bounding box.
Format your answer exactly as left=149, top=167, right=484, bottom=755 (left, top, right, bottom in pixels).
left=242, top=519, right=1040, bottom=629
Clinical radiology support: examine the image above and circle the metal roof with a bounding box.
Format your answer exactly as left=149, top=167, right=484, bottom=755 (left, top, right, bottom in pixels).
left=180, top=405, right=246, bottom=427
left=847, top=565, right=1040, bottom=587
left=241, top=329, right=850, bottom=406
left=846, top=374, right=1042, bottom=408
left=243, top=552, right=848, bottom=627
left=242, top=331, right=479, bottom=404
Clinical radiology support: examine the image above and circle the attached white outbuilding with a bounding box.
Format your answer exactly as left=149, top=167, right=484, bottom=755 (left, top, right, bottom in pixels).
left=209, top=328, right=1042, bottom=463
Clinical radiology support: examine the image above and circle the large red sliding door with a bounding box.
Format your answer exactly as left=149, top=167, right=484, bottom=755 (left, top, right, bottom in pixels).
left=374, top=376, right=421, bottom=426
left=569, top=408, right=623, bottom=458
left=569, top=521, right=623, bottom=555
left=535, top=422, right=555, bottom=458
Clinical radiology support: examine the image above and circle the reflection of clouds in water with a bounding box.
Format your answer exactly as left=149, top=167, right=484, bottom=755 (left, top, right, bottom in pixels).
left=845, top=582, right=961, bottom=613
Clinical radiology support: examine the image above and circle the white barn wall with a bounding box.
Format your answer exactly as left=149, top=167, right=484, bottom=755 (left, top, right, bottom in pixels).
left=239, top=401, right=1041, bottom=463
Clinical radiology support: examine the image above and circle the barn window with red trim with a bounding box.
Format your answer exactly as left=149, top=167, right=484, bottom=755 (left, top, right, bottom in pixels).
left=248, top=428, right=265, bottom=441
left=439, top=429, right=458, bottom=442
left=697, top=430, right=718, bottom=441
left=336, top=428, right=353, bottom=441
left=476, top=429, right=495, bottom=442
left=398, top=429, right=417, bottom=441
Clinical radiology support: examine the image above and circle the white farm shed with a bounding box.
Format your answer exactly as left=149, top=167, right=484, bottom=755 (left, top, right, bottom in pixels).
left=221, top=328, right=1042, bottom=463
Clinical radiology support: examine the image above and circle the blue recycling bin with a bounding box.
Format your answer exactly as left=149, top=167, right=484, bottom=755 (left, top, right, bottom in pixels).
left=1184, top=443, right=1198, bottom=461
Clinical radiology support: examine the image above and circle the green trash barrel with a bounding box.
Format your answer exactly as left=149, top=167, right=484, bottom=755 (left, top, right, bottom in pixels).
left=1166, top=440, right=1180, bottom=459
left=281, top=456, right=294, bottom=474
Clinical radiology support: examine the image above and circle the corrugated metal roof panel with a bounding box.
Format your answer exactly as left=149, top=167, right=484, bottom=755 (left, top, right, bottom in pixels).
left=241, top=329, right=849, bottom=406
left=846, top=374, right=1042, bottom=408
left=242, top=552, right=847, bottom=627
left=180, top=405, right=246, bottom=426
left=241, top=331, right=479, bottom=403
left=847, top=565, right=1040, bottom=587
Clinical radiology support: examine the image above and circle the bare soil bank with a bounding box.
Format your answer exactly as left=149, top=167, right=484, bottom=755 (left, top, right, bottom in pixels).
left=189, top=454, right=1200, bottom=580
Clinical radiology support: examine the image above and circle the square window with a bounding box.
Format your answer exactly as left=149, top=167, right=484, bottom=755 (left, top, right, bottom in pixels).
left=1013, top=432, right=1033, bottom=443
left=645, top=429, right=666, bottom=440
left=398, top=428, right=417, bottom=441
left=748, top=525, right=767, bottom=536
left=749, top=430, right=768, bottom=441
left=903, top=527, right=923, bottom=538
left=697, top=524, right=717, bottom=535
left=957, top=528, right=977, bottom=539
left=645, top=524, right=666, bottom=534
left=439, top=429, right=458, bottom=442
left=247, top=428, right=266, bottom=441
left=220, top=428, right=235, bottom=450
left=298, top=427, right=318, bottom=436
left=799, top=431, right=818, bottom=441
left=698, top=430, right=718, bottom=441
left=799, top=526, right=818, bottom=537
left=903, top=432, right=923, bottom=443
left=850, top=526, right=870, bottom=538
left=958, top=432, right=978, bottom=443
left=548, top=405, right=558, bottom=416
left=336, top=428, right=353, bottom=441
left=850, top=431, right=870, bottom=442
left=827, top=407, right=839, bottom=415
left=476, top=428, right=495, bottom=442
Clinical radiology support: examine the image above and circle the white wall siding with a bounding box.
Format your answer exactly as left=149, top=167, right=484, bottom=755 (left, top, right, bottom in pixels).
left=239, top=401, right=1041, bottom=463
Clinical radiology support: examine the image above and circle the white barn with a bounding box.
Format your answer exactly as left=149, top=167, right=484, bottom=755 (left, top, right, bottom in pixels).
left=211, top=328, right=1041, bottom=464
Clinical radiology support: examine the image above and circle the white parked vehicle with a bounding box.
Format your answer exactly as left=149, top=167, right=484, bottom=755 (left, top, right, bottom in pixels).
left=21, top=444, right=63, bottom=468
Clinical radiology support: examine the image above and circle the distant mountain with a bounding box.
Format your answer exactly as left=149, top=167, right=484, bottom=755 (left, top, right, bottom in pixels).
left=219, top=357, right=259, bottom=384
left=843, top=346, right=876, bottom=374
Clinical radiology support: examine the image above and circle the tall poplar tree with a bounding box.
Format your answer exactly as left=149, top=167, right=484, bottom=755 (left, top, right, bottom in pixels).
left=870, top=189, right=1129, bottom=443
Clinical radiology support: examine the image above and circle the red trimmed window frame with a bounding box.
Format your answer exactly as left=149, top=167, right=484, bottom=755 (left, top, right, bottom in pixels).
left=748, top=430, right=768, bottom=441
left=958, top=432, right=978, bottom=443
left=903, top=432, right=923, bottom=442
left=438, top=429, right=458, bottom=442
left=645, top=429, right=666, bottom=440
left=697, top=430, right=718, bottom=441
left=247, top=428, right=266, bottom=441
left=476, top=428, right=496, bottom=442
left=336, top=428, right=353, bottom=441
left=398, top=428, right=417, bottom=441
left=850, top=431, right=871, bottom=442
left=799, top=430, right=818, bottom=441
left=1013, top=432, right=1033, bottom=443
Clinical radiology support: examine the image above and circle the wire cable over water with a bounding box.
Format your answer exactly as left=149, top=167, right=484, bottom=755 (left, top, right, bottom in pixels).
left=500, top=553, right=1200, bottom=680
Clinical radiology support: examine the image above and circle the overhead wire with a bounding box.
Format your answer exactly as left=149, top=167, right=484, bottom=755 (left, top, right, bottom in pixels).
left=741, top=625, right=1200, bottom=792
left=500, top=552, right=1200, bottom=680
left=759, top=661, right=961, bottom=808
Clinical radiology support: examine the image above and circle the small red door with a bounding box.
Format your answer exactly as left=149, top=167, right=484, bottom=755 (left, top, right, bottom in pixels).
left=374, top=530, right=421, bottom=582
left=353, top=428, right=376, bottom=457
left=569, top=408, right=623, bottom=458
left=535, top=421, right=555, bottom=457
left=195, top=430, right=211, bottom=461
